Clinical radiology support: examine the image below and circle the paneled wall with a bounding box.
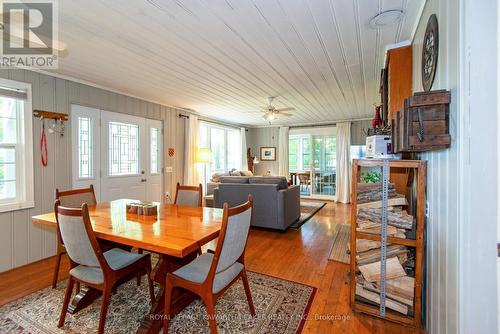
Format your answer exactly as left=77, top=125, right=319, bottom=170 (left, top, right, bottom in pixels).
left=350, top=119, right=371, bottom=145
left=412, top=1, right=460, bottom=332
left=246, top=127, right=280, bottom=176
left=0, top=69, right=187, bottom=272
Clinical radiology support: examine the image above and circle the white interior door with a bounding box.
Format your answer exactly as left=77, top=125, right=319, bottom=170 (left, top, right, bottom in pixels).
left=146, top=119, right=163, bottom=202
left=100, top=111, right=147, bottom=202
left=71, top=105, right=101, bottom=201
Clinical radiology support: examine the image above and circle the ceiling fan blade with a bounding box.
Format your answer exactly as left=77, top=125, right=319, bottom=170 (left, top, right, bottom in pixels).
left=275, top=107, right=295, bottom=112
left=278, top=112, right=293, bottom=117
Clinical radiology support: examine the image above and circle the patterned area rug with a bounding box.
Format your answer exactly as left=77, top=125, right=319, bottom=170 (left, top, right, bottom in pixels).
left=328, top=224, right=351, bottom=264
left=0, top=271, right=316, bottom=334
left=290, top=201, right=327, bottom=229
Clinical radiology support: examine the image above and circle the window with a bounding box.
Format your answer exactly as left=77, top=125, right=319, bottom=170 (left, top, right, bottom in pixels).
left=288, top=136, right=312, bottom=171
left=288, top=134, right=336, bottom=171
left=0, top=79, right=34, bottom=212
left=288, top=138, right=299, bottom=170
left=150, top=127, right=159, bottom=174
left=77, top=117, right=93, bottom=178
left=109, top=121, right=139, bottom=176
left=198, top=122, right=241, bottom=175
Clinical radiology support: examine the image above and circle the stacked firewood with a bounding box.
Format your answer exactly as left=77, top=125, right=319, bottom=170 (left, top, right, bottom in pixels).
left=352, top=182, right=416, bottom=316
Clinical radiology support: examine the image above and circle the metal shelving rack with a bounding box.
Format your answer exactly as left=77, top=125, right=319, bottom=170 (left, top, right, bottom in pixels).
left=349, top=159, right=426, bottom=328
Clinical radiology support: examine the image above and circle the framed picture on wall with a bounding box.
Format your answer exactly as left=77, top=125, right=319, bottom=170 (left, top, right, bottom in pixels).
left=260, top=147, right=276, bottom=161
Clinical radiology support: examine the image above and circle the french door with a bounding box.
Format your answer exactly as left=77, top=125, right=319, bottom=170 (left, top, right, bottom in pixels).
left=71, top=105, right=163, bottom=202
left=289, top=126, right=336, bottom=200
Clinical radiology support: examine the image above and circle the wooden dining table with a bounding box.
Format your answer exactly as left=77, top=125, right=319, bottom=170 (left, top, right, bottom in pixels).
left=32, top=199, right=223, bottom=334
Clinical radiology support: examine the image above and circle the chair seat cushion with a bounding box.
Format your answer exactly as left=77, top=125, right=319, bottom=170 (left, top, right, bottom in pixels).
left=173, top=253, right=244, bottom=293
left=69, top=248, right=146, bottom=285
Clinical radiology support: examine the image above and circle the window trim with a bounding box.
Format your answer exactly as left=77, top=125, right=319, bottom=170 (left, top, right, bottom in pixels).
left=198, top=121, right=241, bottom=175
left=0, top=78, right=34, bottom=213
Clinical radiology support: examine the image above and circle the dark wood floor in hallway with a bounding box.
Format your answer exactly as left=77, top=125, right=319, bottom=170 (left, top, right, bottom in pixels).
left=0, top=201, right=422, bottom=333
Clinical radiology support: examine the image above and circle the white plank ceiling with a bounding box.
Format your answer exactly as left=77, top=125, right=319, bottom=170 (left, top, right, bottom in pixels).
left=52, top=0, right=424, bottom=126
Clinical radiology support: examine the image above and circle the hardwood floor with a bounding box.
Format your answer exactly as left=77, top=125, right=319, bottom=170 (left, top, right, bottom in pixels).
left=0, top=201, right=422, bottom=333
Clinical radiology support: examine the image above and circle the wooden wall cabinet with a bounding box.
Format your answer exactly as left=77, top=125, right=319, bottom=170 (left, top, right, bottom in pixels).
left=350, top=159, right=426, bottom=328
left=383, top=46, right=413, bottom=121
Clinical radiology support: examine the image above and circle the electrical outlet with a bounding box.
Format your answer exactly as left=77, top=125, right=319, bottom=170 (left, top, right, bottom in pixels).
left=425, top=201, right=430, bottom=218
left=165, top=192, right=172, bottom=203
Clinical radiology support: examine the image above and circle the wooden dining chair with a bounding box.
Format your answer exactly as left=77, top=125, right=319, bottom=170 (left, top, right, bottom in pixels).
left=52, top=185, right=97, bottom=289
left=55, top=200, right=155, bottom=334
left=163, top=196, right=255, bottom=334
left=174, top=182, right=203, bottom=207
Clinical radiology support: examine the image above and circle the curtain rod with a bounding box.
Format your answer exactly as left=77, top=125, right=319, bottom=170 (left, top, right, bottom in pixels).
left=249, top=117, right=372, bottom=130
left=289, top=118, right=371, bottom=129
left=179, top=113, right=243, bottom=130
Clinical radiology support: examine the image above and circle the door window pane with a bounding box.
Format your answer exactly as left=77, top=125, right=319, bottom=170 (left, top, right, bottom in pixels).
left=313, top=137, right=323, bottom=170
left=325, top=136, right=336, bottom=170
left=150, top=127, right=159, bottom=174
left=109, top=122, right=139, bottom=176
left=288, top=138, right=299, bottom=170
left=78, top=117, right=93, bottom=178
left=302, top=138, right=311, bottom=169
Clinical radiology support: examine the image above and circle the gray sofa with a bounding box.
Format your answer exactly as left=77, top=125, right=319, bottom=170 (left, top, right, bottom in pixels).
left=213, top=176, right=300, bottom=231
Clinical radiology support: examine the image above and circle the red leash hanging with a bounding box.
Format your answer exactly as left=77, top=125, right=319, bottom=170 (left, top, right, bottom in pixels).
left=41, top=118, right=48, bottom=167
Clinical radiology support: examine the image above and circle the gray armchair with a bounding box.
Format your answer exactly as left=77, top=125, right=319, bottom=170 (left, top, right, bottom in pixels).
left=213, top=177, right=300, bottom=230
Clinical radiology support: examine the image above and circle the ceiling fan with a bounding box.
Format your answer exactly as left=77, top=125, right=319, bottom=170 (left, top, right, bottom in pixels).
left=260, top=97, right=295, bottom=123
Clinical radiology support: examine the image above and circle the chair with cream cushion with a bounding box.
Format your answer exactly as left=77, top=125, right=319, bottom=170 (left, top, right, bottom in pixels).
left=55, top=201, right=155, bottom=334
left=52, top=185, right=97, bottom=288
left=174, top=182, right=203, bottom=207
left=163, top=196, right=255, bottom=334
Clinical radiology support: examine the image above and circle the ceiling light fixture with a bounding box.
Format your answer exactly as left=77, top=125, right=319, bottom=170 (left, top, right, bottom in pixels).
left=263, top=112, right=275, bottom=122
left=369, top=10, right=405, bottom=29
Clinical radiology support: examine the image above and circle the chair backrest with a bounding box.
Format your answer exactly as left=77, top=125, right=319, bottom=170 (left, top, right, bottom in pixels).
left=56, top=184, right=97, bottom=208
left=54, top=200, right=104, bottom=269
left=174, top=182, right=202, bottom=207
left=298, top=173, right=310, bottom=182
left=211, top=196, right=253, bottom=274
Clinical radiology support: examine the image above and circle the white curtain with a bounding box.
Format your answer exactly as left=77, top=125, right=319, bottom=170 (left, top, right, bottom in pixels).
left=335, top=122, right=351, bottom=203
left=241, top=127, right=247, bottom=171
left=278, top=126, right=289, bottom=177
left=183, top=115, right=202, bottom=185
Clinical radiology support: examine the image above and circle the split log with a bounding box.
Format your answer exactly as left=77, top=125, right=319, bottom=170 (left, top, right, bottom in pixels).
left=375, top=276, right=415, bottom=300
left=357, top=225, right=399, bottom=236
left=359, top=280, right=414, bottom=306
left=355, top=284, right=409, bottom=315
left=352, top=239, right=381, bottom=253
left=356, top=245, right=408, bottom=265
left=357, top=225, right=407, bottom=239
left=357, top=208, right=414, bottom=230
left=357, top=197, right=408, bottom=209
left=358, top=257, right=407, bottom=282
left=357, top=183, right=399, bottom=204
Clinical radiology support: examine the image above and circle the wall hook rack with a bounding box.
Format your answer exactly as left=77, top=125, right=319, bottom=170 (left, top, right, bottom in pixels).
left=33, top=109, right=68, bottom=137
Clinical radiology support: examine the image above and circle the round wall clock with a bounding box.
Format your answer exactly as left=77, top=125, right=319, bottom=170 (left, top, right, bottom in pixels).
left=421, top=14, right=439, bottom=92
